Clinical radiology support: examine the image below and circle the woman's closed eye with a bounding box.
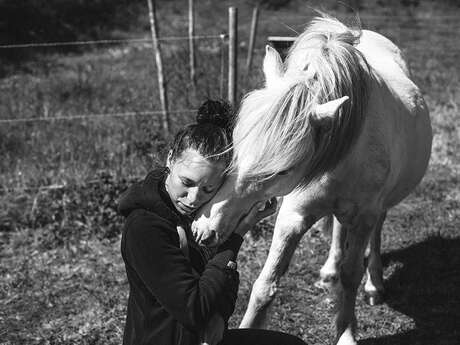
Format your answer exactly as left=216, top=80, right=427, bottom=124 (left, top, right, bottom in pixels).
left=181, top=178, right=195, bottom=187
left=180, top=177, right=215, bottom=194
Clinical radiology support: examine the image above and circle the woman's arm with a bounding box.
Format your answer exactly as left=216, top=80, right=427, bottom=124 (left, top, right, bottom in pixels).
left=122, top=212, right=241, bottom=333
left=121, top=198, right=277, bottom=334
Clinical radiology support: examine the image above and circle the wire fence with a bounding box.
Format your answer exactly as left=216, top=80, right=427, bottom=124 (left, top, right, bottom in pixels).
left=0, top=33, right=227, bottom=125
left=0, top=34, right=224, bottom=49
left=0, top=29, right=228, bottom=193
left=0, top=109, right=196, bottom=124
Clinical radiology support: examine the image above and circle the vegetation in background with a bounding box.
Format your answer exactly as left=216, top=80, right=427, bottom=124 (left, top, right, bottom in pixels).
left=1, top=0, right=459, bottom=344
left=0, top=0, right=147, bottom=75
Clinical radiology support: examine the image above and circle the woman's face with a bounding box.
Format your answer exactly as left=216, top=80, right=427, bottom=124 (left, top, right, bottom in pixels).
left=165, top=148, right=227, bottom=216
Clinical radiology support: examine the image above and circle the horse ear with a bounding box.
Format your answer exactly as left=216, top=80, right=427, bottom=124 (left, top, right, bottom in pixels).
left=263, top=45, right=283, bottom=87
left=311, top=96, right=349, bottom=128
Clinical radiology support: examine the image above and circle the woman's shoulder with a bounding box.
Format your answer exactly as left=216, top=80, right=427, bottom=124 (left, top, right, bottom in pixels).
left=118, top=168, right=179, bottom=224
left=144, top=167, right=169, bottom=183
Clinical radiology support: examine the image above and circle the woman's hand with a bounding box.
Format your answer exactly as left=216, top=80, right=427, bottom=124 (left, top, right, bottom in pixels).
left=200, top=313, right=225, bottom=345
left=233, top=197, right=278, bottom=237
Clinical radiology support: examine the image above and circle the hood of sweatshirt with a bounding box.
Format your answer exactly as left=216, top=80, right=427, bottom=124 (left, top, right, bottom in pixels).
left=118, top=168, right=182, bottom=225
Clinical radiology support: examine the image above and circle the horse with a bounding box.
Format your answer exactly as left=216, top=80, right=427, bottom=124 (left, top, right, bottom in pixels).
left=192, top=15, right=432, bottom=345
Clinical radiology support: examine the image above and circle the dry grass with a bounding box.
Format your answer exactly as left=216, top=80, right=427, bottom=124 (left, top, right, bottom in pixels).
left=1, top=1, right=460, bottom=344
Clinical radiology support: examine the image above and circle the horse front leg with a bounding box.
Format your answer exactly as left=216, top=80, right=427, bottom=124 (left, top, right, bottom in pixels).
left=364, top=211, right=387, bottom=305
left=239, top=198, right=316, bottom=329
left=334, top=214, right=377, bottom=345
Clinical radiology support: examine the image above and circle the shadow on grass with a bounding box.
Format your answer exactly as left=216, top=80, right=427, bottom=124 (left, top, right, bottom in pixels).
left=361, top=236, right=460, bottom=345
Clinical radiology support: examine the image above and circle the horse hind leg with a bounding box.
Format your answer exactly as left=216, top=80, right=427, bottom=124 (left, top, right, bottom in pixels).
left=364, top=211, right=387, bottom=305
left=318, top=212, right=386, bottom=306
left=239, top=197, right=317, bottom=329
left=316, top=215, right=346, bottom=292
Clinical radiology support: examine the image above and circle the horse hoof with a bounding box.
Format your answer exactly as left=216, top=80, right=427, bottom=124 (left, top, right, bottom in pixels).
left=314, top=279, right=325, bottom=290
left=364, top=291, right=384, bottom=306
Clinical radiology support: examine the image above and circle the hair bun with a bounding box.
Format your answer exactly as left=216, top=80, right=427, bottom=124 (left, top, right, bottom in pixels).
left=196, top=99, right=233, bottom=133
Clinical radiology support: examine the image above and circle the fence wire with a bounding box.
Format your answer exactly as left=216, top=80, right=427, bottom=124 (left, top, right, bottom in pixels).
left=0, top=109, right=196, bottom=124
left=0, top=35, right=223, bottom=49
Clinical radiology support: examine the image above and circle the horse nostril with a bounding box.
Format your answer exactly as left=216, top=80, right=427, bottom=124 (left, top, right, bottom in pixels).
left=200, top=230, right=217, bottom=246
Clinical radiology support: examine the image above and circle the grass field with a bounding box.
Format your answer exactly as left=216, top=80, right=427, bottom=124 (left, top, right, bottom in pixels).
left=1, top=0, right=460, bottom=344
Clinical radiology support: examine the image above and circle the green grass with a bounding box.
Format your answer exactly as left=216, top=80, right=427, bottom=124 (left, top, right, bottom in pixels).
left=1, top=0, right=460, bottom=344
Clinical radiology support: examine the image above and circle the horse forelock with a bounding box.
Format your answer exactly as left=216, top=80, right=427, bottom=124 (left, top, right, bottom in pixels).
left=231, top=15, right=370, bottom=183
left=231, top=84, right=316, bottom=180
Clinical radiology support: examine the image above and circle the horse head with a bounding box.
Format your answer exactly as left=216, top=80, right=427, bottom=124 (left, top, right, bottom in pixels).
left=192, top=30, right=365, bottom=246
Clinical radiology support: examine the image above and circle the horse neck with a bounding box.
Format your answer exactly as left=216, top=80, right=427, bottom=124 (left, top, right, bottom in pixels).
left=303, top=84, right=369, bottom=186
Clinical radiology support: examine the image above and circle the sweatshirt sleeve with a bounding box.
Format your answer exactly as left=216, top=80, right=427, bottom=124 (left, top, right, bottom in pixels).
left=122, top=212, right=242, bottom=332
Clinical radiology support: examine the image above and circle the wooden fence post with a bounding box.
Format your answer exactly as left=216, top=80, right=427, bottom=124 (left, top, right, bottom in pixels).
left=246, top=4, right=259, bottom=78
left=188, top=0, right=196, bottom=93
left=147, top=0, right=169, bottom=134
left=228, top=7, right=238, bottom=107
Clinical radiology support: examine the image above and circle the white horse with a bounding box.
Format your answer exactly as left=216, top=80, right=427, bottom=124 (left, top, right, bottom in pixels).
left=193, top=15, right=432, bottom=345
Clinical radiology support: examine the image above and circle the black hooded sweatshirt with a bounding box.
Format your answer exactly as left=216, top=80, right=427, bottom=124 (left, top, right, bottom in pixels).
left=118, top=169, right=243, bottom=345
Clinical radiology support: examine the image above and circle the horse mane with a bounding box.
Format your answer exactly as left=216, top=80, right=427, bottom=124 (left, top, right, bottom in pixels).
left=231, top=14, right=371, bottom=182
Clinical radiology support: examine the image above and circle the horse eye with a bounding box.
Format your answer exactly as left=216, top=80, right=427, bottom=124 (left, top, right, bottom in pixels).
left=278, top=170, right=289, bottom=176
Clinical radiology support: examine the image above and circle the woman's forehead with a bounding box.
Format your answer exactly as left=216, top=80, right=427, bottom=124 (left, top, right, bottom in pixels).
left=174, top=149, right=226, bottom=181
left=175, top=148, right=216, bottom=166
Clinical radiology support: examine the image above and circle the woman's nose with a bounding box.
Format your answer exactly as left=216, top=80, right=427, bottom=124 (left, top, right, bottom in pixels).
left=187, top=187, right=202, bottom=205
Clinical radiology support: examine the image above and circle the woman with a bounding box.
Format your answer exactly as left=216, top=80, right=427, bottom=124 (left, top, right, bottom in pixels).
left=119, top=99, right=306, bottom=345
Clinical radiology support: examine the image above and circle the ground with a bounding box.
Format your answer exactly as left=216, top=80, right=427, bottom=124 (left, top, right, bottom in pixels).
left=1, top=0, right=459, bottom=344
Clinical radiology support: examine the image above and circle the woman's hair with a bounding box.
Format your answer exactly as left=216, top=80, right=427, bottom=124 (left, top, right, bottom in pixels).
left=169, top=99, right=234, bottom=165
